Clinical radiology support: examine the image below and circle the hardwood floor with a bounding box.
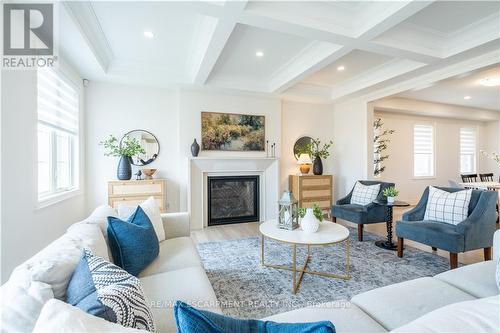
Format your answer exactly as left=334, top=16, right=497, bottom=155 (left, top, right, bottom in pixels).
left=191, top=207, right=498, bottom=266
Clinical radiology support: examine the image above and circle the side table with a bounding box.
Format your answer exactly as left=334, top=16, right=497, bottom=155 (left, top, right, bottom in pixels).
left=373, top=200, right=410, bottom=250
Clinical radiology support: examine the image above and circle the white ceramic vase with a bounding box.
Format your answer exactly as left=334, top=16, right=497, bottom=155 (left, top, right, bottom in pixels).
left=387, top=196, right=395, bottom=204
left=301, top=208, right=319, bottom=233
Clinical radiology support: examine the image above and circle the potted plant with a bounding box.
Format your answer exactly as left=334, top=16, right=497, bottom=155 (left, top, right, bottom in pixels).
left=298, top=138, right=333, bottom=175
left=100, top=135, right=145, bottom=180
left=298, top=203, right=324, bottom=233
left=383, top=186, right=399, bottom=204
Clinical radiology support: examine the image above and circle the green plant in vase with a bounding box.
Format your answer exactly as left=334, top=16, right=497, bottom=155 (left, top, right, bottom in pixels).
left=297, top=138, right=333, bottom=175
left=100, top=135, right=145, bottom=180
left=383, top=186, right=399, bottom=204
left=298, top=203, right=324, bottom=222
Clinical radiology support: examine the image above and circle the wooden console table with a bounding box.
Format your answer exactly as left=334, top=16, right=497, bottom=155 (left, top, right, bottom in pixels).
left=289, top=174, right=333, bottom=211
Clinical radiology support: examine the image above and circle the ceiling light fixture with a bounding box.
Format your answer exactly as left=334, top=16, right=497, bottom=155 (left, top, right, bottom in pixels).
left=479, top=75, right=500, bottom=87
left=255, top=51, right=264, bottom=57
left=337, top=66, right=345, bottom=71
left=144, top=31, right=155, bottom=39
left=464, top=95, right=471, bottom=100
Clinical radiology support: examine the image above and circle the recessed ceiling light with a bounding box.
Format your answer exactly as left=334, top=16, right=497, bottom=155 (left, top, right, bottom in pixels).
left=464, top=95, right=471, bottom=100
left=256, top=51, right=264, bottom=57
left=337, top=66, right=345, bottom=71
left=144, top=31, right=154, bottom=39
left=479, top=75, right=500, bottom=87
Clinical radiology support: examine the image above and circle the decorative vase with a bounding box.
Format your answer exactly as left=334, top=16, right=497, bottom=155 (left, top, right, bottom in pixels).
left=117, top=156, right=132, bottom=180
left=313, top=157, right=323, bottom=175
left=387, top=196, right=395, bottom=204
left=301, top=208, right=319, bottom=234
left=191, top=139, right=200, bottom=157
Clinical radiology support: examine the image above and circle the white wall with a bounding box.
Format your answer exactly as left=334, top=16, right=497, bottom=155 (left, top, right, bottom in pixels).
left=280, top=101, right=334, bottom=193
left=1, top=69, right=86, bottom=282
left=375, top=111, right=492, bottom=203
left=85, top=82, right=179, bottom=212
left=483, top=120, right=500, bottom=180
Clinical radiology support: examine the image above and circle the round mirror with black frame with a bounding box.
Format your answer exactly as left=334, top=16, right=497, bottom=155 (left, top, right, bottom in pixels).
left=293, top=136, right=313, bottom=160
left=120, top=130, right=160, bottom=166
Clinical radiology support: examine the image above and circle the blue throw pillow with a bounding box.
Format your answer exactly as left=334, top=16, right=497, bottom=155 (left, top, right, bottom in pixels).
left=66, top=249, right=156, bottom=331
left=174, top=301, right=335, bottom=333
left=107, top=206, right=159, bottom=276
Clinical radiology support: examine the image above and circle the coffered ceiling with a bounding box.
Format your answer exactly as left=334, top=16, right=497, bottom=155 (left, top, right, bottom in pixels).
left=59, top=1, right=500, bottom=103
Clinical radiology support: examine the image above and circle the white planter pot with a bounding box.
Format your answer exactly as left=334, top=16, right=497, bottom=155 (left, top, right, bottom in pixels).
left=387, top=196, right=395, bottom=204
left=301, top=208, right=319, bottom=233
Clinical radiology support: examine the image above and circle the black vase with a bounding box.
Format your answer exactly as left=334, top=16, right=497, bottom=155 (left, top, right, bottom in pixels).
left=191, top=139, right=200, bottom=157
left=313, top=157, right=323, bottom=175
left=117, top=156, right=132, bottom=180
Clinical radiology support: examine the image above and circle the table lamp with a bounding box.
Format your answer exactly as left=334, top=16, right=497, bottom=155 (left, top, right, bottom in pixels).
left=297, top=154, right=312, bottom=174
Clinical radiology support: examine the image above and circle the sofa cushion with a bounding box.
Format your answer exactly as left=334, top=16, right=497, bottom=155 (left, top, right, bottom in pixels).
left=351, top=277, right=475, bottom=331
left=391, top=295, right=500, bottom=333
left=75, top=205, right=119, bottom=241
left=174, top=301, right=335, bottom=333
left=350, top=182, right=380, bottom=206
left=0, top=280, right=53, bottom=332
left=33, top=299, right=147, bottom=332
left=423, top=186, right=472, bottom=225
left=396, top=220, right=464, bottom=252
left=9, top=224, right=110, bottom=300
left=117, top=197, right=166, bottom=242
left=108, top=206, right=159, bottom=276
left=67, top=249, right=156, bottom=331
left=264, top=302, right=387, bottom=333
left=435, top=260, right=499, bottom=298
left=139, top=237, right=202, bottom=278
left=140, top=266, right=221, bottom=333
left=332, top=204, right=367, bottom=224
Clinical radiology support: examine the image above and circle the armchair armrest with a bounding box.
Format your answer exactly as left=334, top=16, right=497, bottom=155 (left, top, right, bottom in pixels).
left=456, top=191, right=497, bottom=247
left=161, top=212, right=190, bottom=239
left=402, top=189, right=429, bottom=221
left=336, top=194, right=351, bottom=205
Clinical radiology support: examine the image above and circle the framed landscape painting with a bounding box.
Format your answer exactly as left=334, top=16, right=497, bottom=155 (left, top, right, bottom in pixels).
left=201, top=112, right=265, bottom=151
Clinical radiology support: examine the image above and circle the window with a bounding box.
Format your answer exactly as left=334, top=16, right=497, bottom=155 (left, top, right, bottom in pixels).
left=37, top=67, right=79, bottom=203
left=460, top=127, right=476, bottom=174
left=413, top=124, right=434, bottom=177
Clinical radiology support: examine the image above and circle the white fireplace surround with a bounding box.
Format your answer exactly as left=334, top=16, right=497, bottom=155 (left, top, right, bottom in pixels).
left=188, top=157, right=280, bottom=230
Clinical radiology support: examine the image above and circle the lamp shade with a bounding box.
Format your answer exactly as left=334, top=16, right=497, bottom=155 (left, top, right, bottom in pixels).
left=297, top=154, right=312, bottom=165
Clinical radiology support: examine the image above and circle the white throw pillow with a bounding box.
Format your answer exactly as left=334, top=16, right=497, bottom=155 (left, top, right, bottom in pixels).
left=116, top=197, right=165, bottom=242
left=350, top=182, right=380, bottom=206
left=0, top=280, right=53, bottom=332
left=424, top=186, right=472, bottom=225
left=33, top=299, right=147, bottom=332
left=392, top=295, right=500, bottom=333
left=9, top=225, right=108, bottom=300
left=75, top=205, right=119, bottom=241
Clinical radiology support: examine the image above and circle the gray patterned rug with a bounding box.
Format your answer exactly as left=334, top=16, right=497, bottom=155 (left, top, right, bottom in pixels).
left=197, top=227, right=450, bottom=319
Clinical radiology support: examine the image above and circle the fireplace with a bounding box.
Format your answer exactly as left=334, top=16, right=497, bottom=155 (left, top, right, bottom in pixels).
left=207, top=175, right=260, bottom=226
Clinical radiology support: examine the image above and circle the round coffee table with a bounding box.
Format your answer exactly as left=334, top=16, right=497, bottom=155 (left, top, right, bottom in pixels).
left=259, top=220, right=351, bottom=294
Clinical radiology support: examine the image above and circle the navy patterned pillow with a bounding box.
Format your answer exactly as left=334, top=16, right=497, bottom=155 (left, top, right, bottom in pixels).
left=66, top=249, right=156, bottom=332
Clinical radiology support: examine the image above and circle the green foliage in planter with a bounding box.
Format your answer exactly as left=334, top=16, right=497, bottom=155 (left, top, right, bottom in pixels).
left=100, top=135, right=145, bottom=157
left=480, top=150, right=500, bottom=166
left=296, top=138, right=333, bottom=160
left=383, top=186, right=399, bottom=198
left=297, top=203, right=324, bottom=222
left=373, top=118, right=395, bottom=177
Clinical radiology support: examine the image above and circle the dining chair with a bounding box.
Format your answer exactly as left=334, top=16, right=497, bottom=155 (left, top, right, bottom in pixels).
left=479, top=173, right=494, bottom=182
left=461, top=174, right=478, bottom=182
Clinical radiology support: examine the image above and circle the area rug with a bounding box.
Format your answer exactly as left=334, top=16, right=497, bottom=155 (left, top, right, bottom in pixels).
left=196, top=227, right=451, bottom=319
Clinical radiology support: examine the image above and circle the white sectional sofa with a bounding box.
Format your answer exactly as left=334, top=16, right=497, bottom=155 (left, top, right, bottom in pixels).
left=1, top=207, right=498, bottom=333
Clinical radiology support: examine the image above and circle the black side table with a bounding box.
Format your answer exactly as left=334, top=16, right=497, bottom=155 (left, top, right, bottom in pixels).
left=373, top=199, right=410, bottom=250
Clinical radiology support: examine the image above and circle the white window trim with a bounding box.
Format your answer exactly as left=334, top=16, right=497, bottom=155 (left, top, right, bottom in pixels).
left=412, top=122, right=436, bottom=179
left=36, top=66, right=82, bottom=210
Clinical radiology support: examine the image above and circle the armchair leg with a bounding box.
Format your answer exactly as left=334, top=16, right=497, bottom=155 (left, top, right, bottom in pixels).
left=332, top=216, right=337, bottom=223
left=431, top=247, right=437, bottom=251
left=449, top=253, right=458, bottom=269
left=357, top=224, right=363, bottom=241
left=484, top=247, right=492, bottom=261
left=397, top=238, right=404, bottom=258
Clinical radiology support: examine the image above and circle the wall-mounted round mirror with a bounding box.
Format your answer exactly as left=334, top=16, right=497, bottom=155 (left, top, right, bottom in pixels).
left=293, top=136, right=313, bottom=160
left=121, top=130, right=160, bottom=166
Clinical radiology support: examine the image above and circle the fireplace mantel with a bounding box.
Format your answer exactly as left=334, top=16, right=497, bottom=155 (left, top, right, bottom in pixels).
left=188, top=157, right=280, bottom=230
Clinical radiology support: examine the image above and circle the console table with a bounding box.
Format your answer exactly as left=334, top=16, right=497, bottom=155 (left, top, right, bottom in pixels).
left=108, top=179, right=167, bottom=212
left=289, top=174, right=333, bottom=212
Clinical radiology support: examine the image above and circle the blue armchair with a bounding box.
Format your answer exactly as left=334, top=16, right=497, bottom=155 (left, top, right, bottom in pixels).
left=331, top=180, right=395, bottom=241
left=396, top=186, right=498, bottom=269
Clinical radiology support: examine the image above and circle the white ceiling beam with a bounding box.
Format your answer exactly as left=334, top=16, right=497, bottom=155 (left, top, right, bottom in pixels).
left=62, top=2, right=113, bottom=73
left=191, top=1, right=248, bottom=85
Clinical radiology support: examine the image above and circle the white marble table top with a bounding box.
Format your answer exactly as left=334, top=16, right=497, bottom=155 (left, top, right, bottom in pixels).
left=259, top=220, right=349, bottom=245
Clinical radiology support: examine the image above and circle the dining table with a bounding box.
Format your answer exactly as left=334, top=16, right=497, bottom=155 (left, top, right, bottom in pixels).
left=458, top=181, right=500, bottom=190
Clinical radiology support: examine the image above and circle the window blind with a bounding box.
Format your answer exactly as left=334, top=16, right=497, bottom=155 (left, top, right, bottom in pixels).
left=37, top=68, right=79, bottom=134
left=460, top=128, right=476, bottom=155
left=414, top=125, right=433, bottom=153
